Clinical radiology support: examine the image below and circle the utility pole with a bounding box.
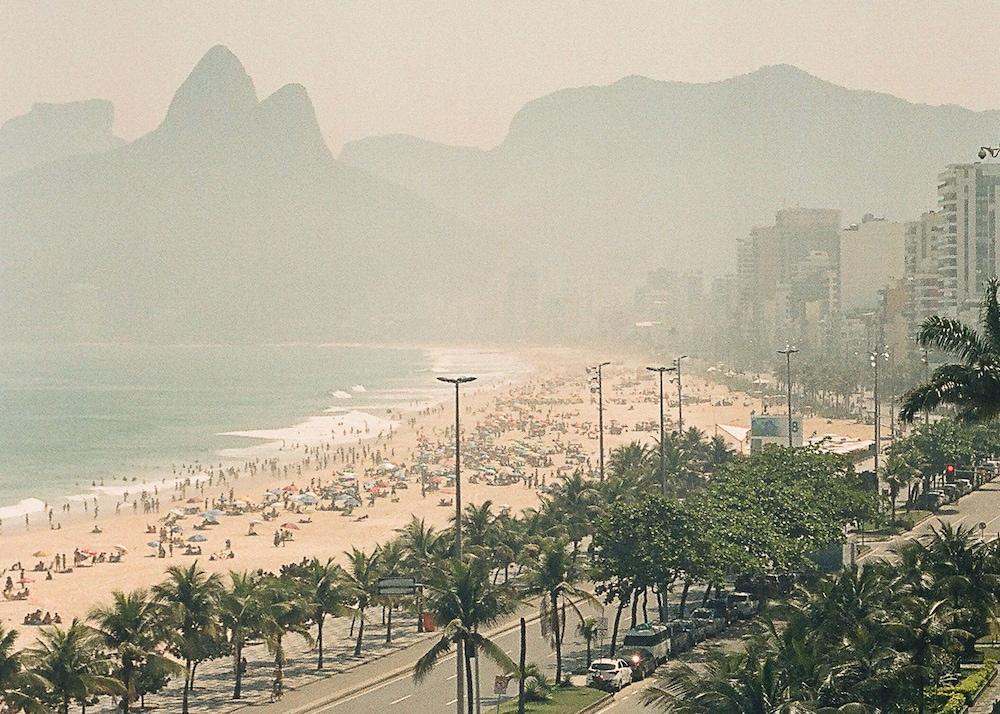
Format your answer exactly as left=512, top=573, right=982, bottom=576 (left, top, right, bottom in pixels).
left=647, top=365, right=676, bottom=496
left=777, top=345, right=798, bottom=448
left=590, top=362, right=611, bottom=480
left=436, top=375, right=476, bottom=714
left=674, top=355, right=687, bottom=432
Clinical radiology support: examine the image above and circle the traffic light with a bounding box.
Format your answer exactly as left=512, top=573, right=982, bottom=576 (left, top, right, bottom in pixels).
left=946, top=464, right=956, bottom=476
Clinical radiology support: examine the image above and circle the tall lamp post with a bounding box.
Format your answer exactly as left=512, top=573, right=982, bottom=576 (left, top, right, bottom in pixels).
left=869, top=349, right=889, bottom=475
left=777, top=345, right=798, bottom=448
left=647, top=365, right=676, bottom=496
left=920, top=347, right=931, bottom=425
left=673, top=355, right=688, bottom=432
left=590, top=362, right=611, bottom=481
left=436, top=374, right=476, bottom=714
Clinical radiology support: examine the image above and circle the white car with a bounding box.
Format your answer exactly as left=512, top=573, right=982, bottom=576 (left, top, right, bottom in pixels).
left=587, top=658, right=632, bottom=691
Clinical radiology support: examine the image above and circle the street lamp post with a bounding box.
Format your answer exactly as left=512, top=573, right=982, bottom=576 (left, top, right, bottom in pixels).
left=590, top=362, right=611, bottom=481
left=777, top=346, right=798, bottom=448
left=437, top=375, right=476, bottom=714
left=673, top=356, right=687, bottom=433
left=647, top=366, right=677, bottom=496
left=868, top=349, right=889, bottom=475
left=921, top=347, right=931, bottom=425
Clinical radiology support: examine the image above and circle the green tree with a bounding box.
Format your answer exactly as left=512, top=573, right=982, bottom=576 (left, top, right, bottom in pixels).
left=0, top=625, right=47, bottom=714
left=901, top=277, right=1000, bottom=423
left=89, top=589, right=178, bottom=712
left=343, top=546, right=381, bottom=657
left=25, top=619, right=123, bottom=714
left=415, top=558, right=515, bottom=714
left=152, top=562, right=224, bottom=714
left=520, top=539, right=600, bottom=684
left=284, top=558, right=348, bottom=669
left=218, top=571, right=268, bottom=699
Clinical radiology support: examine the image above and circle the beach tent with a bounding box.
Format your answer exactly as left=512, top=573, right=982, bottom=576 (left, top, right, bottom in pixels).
left=188, top=535, right=207, bottom=542
left=280, top=523, right=300, bottom=530
left=113, top=544, right=128, bottom=553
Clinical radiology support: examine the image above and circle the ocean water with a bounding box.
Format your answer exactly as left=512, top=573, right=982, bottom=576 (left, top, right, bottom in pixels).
left=0, top=343, right=521, bottom=515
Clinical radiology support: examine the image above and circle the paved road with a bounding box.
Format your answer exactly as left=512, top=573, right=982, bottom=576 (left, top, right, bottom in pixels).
left=594, top=477, right=1000, bottom=714
left=253, top=600, right=604, bottom=713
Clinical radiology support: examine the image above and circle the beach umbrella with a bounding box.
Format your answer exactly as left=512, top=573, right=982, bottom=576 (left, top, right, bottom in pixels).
left=31, top=550, right=47, bottom=558
left=147, top=541, right=161, bottom=548
left=18, top=576, right=33, bottom=584
left=112, top=544, right=128, bottom=553
left=187, top=535, right=207, bottom=542
left=280, top=523, right=300, bottom=530
left=298, top=494, right=318, bottom=505
left=202, top=509, right=224, bottom=518
left=80, top=548, right=99, bottom=557
left=168, top=509, right=185, bottom=518
left=186, top=497, right=201, bottom=503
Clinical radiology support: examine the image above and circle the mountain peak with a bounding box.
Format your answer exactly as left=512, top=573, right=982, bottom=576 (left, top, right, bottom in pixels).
left=161, top=45, right=257, bottom=131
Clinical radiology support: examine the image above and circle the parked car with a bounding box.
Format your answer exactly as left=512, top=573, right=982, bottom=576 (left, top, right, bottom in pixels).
left=704, top=597, right=737, bottom=624
left=587, top=659, right=632, bottom=691
left=621, top=623, right=671, bottom=664
left=727, top=592, right=757, bottom=619
left=690, top=607, right=725, bottom=636
left=666, top=620, right=694, bottom=655
left=675, top=618, right=708, bottom=643
left=621, top=647, right=659, bottom=680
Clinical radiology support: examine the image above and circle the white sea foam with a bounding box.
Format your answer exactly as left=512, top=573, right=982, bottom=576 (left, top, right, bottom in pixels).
left=0, top=497, right=47, bottom=520
left=351, top=385, right=366, bottom=393
left=219, top=410, right=398, bottom=450
left=332, top=390, right=352, bottom=399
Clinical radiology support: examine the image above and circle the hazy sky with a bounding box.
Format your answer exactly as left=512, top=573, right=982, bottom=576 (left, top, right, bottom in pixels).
left=3, top=1, right=1000, bottom=152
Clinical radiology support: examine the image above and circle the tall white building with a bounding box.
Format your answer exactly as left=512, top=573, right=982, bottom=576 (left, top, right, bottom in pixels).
left=937, top=163, right=1000, bottom=317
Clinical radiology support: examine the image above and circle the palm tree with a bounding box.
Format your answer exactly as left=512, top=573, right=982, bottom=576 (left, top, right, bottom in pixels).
left=520, top=539, right=601, bottom=684
left=415, top=557, right=515, bottom=714
left=344, top=546, right=381, bottom=656
left=24, top=619, right=123, bottom=714
left=705, top=435, right=734, bottom=470
left=286, top=558, right=348, bottom=669
left=152, top=562, right=223, bottom=714
left=881, top=452, right=918, bottom=522
left=901, top=277, right=1000, bottom=423
left=0, top=625, right=47, bottom=713
left=397, top=517, right=441, bottom=631
left=377, top=540, right=406, bottom=644
left=89, top=589, right=178, bottom=712
left=608, top=442, right=651, bottom=481
left=218, top=571, right=268, bottom=699
left=577, top=617, right=601, bottom=667
left=259, top=575, right=313, bottom=683
left=544, top=472, right=598, bottom=556
left=640, top=647, right=812, bottom=713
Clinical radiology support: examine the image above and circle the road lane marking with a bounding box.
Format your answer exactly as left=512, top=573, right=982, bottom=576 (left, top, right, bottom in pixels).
left=390, top=695, right=411, bottom=705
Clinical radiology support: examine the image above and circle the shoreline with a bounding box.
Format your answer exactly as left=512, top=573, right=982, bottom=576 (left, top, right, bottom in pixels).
left=0, top=346, right=879, bottom=643
left=0, top=344, right=529, bottom=529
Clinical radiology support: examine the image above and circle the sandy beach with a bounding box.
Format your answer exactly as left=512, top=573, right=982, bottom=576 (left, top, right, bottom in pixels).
left=0, top=347, right=876, bottom=641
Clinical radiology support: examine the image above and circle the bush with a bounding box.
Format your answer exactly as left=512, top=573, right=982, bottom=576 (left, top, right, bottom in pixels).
left=931, top=658, right=997, bottom=710
left=935, top=691, right=965, bottom=714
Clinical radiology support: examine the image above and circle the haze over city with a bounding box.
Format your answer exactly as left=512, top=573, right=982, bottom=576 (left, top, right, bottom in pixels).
left=5, top=3, right=1000, bottom=713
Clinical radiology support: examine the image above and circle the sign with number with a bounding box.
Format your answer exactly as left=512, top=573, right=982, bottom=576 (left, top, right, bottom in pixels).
left=494, top=675, right=510, bottom=695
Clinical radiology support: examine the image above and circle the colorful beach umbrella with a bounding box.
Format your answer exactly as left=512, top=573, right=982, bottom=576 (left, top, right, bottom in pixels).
left=280, top=523, right=300, bottom=530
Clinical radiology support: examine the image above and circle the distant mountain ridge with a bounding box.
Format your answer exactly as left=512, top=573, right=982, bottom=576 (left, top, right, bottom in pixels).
left=0, top=46, right=495, bottom=343
left=0, top=99, right=125, bottom=178
left=340, top=63, right=1000, bottom=277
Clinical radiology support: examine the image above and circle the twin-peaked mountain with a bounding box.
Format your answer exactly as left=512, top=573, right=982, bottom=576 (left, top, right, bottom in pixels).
left=4, top=50, right=1000, bottom=342
left=0, top=46, right=496, bottom=342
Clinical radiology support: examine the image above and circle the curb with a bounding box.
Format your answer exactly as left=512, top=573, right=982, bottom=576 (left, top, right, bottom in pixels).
left=578, top=692, right=614, bottom=713
left=267, top=607, right=547, bottom=714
